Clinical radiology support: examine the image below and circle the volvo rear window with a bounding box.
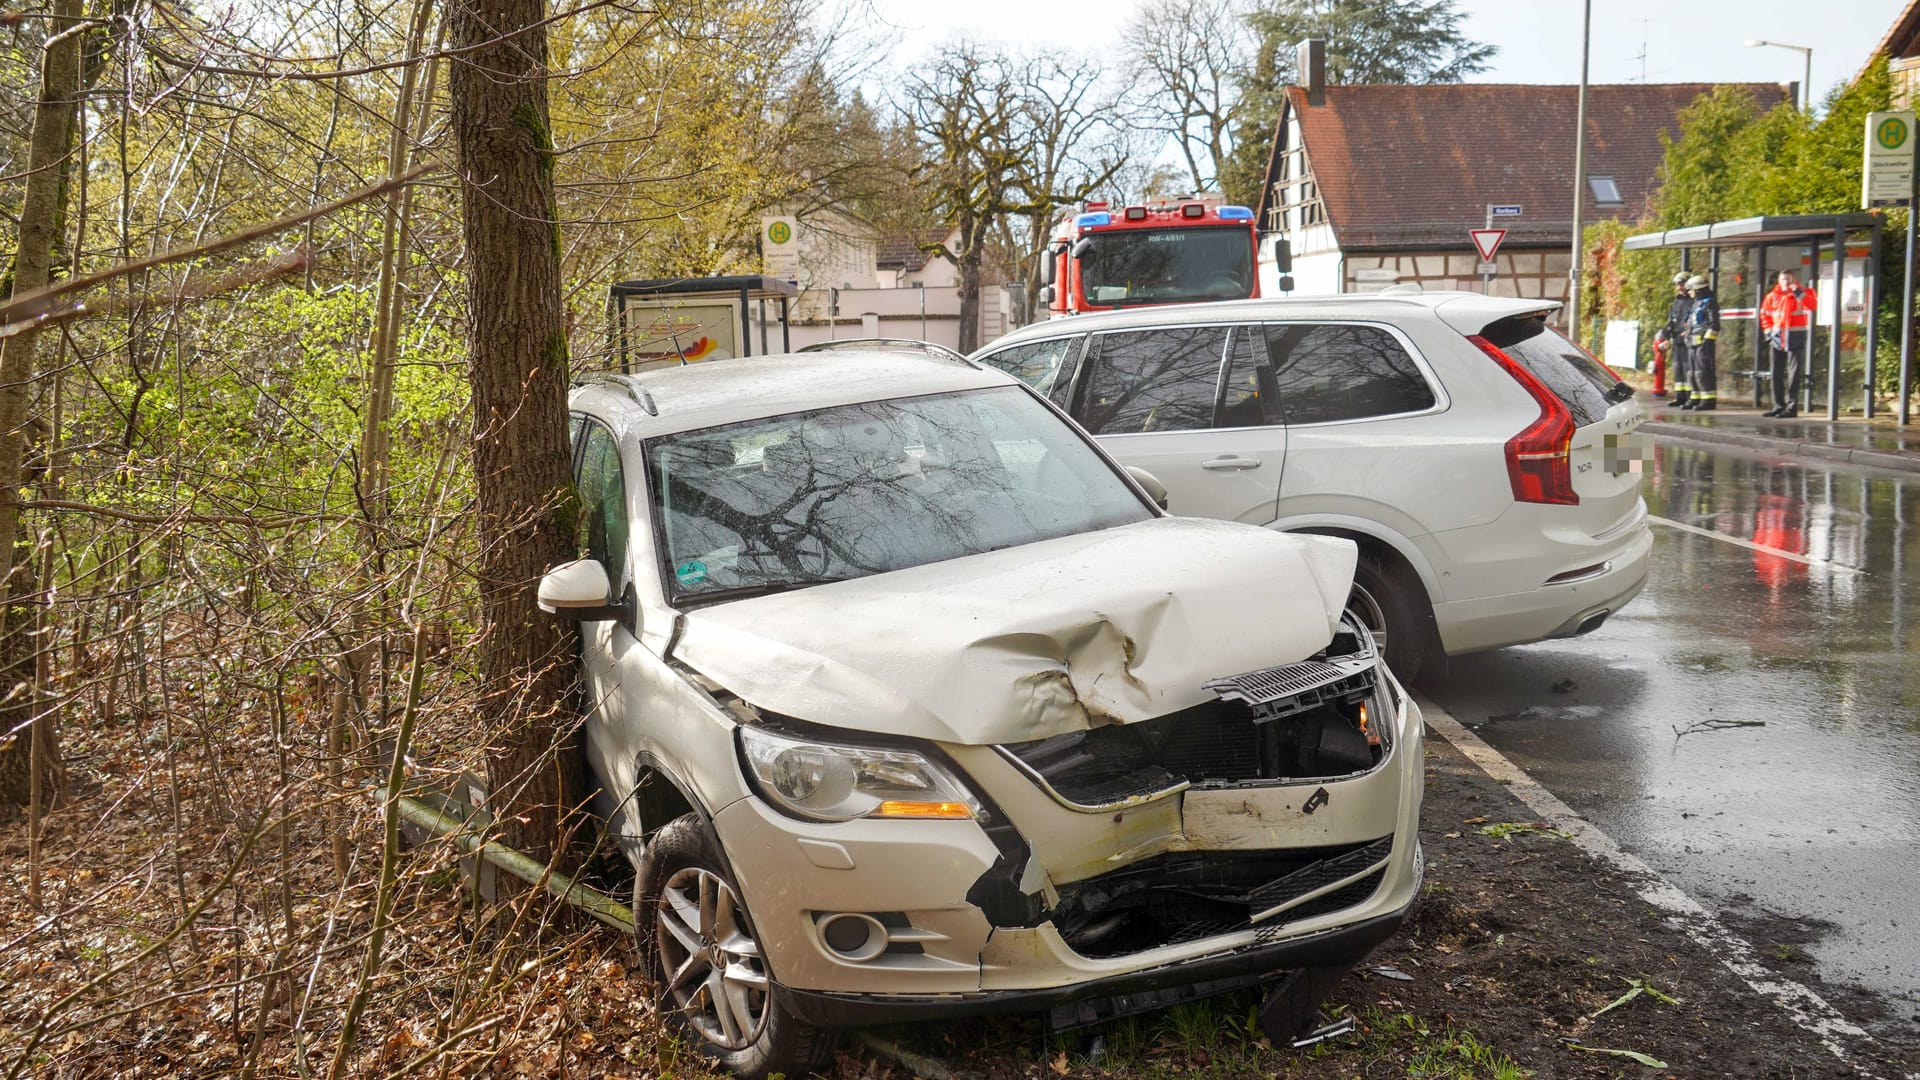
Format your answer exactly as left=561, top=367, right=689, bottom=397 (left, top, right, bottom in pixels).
left=1478, top=316, right=1627, bottom=427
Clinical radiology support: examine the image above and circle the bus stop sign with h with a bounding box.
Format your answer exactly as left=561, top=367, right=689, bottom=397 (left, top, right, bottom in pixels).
left=1865, top=110, right=1917, bottom=425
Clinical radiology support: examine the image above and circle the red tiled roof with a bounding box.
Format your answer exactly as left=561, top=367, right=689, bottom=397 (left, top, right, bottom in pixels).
left=1284, top=82, right=1792, bottom=251
left=1869, top=0, right=1920, bottom=72
left=876, top=229, right=951, bottom=271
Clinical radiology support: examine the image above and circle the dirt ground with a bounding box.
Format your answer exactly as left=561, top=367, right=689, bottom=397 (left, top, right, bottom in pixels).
left=7, top=727, right=1916, bottom=1078
left=844, top=737, right=1920, bottom=1080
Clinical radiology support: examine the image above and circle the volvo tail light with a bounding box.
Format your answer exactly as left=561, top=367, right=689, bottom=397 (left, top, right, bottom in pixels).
left=1469, top=335, right=1579, bottom=506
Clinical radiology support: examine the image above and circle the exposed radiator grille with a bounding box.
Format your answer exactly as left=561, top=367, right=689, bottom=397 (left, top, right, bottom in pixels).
left=1002, top=634, right=1382, bottom=809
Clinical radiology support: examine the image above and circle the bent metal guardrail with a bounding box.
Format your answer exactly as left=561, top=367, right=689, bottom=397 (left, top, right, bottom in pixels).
left=374, top=784, right=636, bottom=935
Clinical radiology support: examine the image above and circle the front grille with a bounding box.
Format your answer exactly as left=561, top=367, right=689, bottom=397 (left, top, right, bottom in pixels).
left=1247, top=837, right=1394, bottom=908
left=1053, top=838, right=1394, bottom=958
left=1253, top=869, right=1388, bottom=944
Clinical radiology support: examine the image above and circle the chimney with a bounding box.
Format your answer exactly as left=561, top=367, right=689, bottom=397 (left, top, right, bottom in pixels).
left=1297, top=39, right=1326, bottom=106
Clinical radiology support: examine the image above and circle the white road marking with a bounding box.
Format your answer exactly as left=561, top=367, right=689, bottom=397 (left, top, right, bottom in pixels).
left=1418, top=696, right=1892, bottom=1075
left=1648, top=513, right=1866, bottom=575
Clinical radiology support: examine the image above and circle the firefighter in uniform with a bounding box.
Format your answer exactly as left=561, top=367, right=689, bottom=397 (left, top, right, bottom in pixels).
left=1758, top=269, right=1815, bottom=418
left=1682, top=274, right=1719, bottom=411
left=1660, top=272, right=1693, bottom=407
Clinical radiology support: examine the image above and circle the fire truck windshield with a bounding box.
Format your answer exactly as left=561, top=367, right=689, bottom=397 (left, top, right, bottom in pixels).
left=1078, top=227, right=1253, bottom=306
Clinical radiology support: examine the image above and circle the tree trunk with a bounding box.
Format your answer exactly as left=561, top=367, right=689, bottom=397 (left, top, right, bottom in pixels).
left=0, top=0, right=84, bottom=813
left=956, top=251, right=983, bottom=354
left=447, top=0, right=582, bottom=866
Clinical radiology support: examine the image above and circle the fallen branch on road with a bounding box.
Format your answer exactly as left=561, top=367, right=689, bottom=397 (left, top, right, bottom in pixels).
left=1673, top=718, right=1767, bottom=740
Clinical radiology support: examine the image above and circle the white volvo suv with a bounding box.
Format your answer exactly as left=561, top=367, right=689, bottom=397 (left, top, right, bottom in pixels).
left=542, top=349, right=1424, bottom=1077
left=973, top=292, right=1653, bottom=682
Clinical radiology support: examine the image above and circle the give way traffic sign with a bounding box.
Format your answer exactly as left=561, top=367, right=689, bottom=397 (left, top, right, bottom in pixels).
left=1470, top=228, right=1507, bottom=262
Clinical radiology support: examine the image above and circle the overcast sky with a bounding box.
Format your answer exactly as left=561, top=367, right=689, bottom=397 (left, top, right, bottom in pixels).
left=858, top=0, right=1894, bottom=103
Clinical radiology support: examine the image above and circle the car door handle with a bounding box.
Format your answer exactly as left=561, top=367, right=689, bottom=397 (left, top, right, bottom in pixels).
left=1201, top=456, right=1262, bottom=471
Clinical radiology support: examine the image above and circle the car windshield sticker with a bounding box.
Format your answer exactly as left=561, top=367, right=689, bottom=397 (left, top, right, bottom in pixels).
left=674, top=560, right=707, bottom=586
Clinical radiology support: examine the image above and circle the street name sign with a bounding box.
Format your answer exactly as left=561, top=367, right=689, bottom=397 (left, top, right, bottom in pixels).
left=1470, top=228, right=1507, bottom=263
left=1863, top=111, right=1916, bottom=207
left=1488, top=205, right=1523, bottom=218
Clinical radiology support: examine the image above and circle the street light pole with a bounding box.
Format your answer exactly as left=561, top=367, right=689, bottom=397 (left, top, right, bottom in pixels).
left=1745, top=39, right=1814, bottom=112
left=1569, top=0, right=1592, bottom=347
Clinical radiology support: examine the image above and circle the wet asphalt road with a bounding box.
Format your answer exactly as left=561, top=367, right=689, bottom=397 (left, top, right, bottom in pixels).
left=1420, top=438, right=1920, bottom=1024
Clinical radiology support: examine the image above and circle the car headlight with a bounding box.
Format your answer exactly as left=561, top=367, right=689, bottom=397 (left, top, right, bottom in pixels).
left=738, top=727, right=980, bottom=823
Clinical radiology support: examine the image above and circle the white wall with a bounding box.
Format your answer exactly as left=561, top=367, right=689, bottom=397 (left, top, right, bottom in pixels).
left=1261, top=247, right=1343, bottom=297
left=779, top=282, right=1015, bottom=353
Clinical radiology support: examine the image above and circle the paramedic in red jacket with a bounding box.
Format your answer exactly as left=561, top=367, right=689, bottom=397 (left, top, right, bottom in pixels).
left=1758, top=270, right=1816, bottom=419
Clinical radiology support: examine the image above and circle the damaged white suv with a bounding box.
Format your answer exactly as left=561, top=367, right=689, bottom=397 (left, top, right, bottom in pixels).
left=542, top=349, right=1424, bottom=1077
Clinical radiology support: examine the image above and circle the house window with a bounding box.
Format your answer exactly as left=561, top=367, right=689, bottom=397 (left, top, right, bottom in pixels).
left=1301, top=181, right=1324, bottom=226
left=1588, top=175, right=1623, bottom=206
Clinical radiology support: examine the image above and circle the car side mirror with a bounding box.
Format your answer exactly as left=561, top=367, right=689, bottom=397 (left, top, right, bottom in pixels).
left=1124, top=466, right=1170, bottom=511
left=1071, top=236, right=1095, bottom=260
left=538, top=559, right=632, bottom=624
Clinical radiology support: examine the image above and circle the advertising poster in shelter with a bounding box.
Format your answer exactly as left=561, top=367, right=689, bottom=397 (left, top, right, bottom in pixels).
left=621, top=301, right=740, bottom=367
left=1814, top=256, right=1870, bottom=327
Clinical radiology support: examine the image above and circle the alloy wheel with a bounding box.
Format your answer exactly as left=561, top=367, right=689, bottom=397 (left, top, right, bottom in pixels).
left=1346, top=583, right=1389, bottom=659
left=655, top=866, right=771, bottom=1050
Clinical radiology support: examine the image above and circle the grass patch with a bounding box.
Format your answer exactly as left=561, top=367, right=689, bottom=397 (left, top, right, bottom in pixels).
left=1322, top=1008, right=1529, bottom=1079
left=930, top=993, right=1531, bottom=1079
left=1477, top=821, right=1571, bottom=842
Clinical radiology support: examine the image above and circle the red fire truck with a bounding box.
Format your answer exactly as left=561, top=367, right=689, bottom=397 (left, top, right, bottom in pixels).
left=1042, top=196, right=1260, bottom=316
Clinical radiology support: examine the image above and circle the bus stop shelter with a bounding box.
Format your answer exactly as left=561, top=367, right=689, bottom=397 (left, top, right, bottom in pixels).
left=1622, top=213, right=1897, bottom=421
left=605, top=275, right=798, bottom=371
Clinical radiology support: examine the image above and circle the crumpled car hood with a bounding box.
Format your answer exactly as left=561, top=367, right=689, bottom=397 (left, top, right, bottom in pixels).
left=673, top=517, right=1357, bottom=746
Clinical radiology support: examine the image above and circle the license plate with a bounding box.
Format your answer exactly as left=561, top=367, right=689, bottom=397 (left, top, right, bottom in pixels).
left=1601, top=432, right=1651, bottom=476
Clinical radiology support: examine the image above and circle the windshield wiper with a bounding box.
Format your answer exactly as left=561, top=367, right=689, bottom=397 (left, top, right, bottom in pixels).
left=677, top=578, right=849, bottom=607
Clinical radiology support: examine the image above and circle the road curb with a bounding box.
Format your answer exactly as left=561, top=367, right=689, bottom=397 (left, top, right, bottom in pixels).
left=1416, top=697, right=1883, bottom=1073
left=1641, top=421, right=1920, bottom=476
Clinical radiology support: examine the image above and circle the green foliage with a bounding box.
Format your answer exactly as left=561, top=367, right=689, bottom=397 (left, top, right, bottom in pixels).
left=1221, top=0, right=1495, bottom=202
left=1477, top=821, right=1569, bottom=842
left=1597, top=59, right=1901, bottom=390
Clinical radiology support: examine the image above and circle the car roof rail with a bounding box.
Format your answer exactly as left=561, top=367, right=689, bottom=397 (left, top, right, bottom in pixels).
left=796, top=338, right=975, bottom=367
left=572, top=371, right=657, bottom=415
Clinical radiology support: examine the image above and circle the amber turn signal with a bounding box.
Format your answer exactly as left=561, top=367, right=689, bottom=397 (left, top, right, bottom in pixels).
left=873, top=800, right=974, bottom=819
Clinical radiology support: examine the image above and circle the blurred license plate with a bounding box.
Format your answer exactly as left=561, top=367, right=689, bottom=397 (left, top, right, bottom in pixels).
left=1602, top=432, right=1651, bottom=476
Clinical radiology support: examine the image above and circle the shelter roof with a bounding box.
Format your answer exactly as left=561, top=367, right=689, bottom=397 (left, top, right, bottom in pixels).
left=1622, top=213, right=1883, bottom=250
left=608, top=276, right=798, bottom=301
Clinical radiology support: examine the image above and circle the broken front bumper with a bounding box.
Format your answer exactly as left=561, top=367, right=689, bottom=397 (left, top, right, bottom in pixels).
left=776, top=906, right=1414, bottom=1029
left=714, top=675, right=1425, bottom=1014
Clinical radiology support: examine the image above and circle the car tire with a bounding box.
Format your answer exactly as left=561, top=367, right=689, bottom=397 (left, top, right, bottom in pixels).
left=1347, top=551, right=1430, bottom=684
left=638, top=814, right=836, bottom=1079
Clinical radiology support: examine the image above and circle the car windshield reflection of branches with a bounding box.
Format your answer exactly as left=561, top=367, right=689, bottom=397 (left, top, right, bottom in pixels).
left=648, top=386, right=1152, bottom=600
left=1081, top=326, right=1230, bottom=435
left=1264, top=324, right=1434, bottom=424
